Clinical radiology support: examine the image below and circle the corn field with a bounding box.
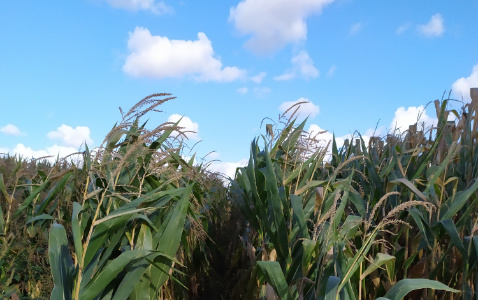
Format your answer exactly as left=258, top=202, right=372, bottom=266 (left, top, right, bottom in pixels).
left=1, top=90, right=477, bottom=299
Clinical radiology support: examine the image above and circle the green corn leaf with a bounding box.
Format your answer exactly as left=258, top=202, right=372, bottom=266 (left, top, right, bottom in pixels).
left=291, top=194, right=308, bottom=239
left=36, top=170, right=73, bottom=215
left=423, top=142, right=458, bottom=195
left=26, top=213, right=54, bottom=225
left=408, top=208, right=434, bottom=250
left=338, top=227, right=380, bottom=294
left=13, top=179, right=50, bottom=218
left=441, top=178, right=478, bottom=220
left=360, top=253, right=395, bottom=280
left=390, top=178, right=427, bottom=201
left=79, top=250, right=155, bottom=300
left=71, top=202, right=83, bottom=263
left=439, top=219, right=467, bottom=259
left=383, top=279, right=459, bottom=300
left=325, top=276, right=340, bottom=300
left=149, top=184, right=193, bottom=292
left=83, top=213, right=131, bottom=268
left=262, top=144, right=289, bottom=262
left=113, top=224, right=154, bottom=300
left=49, top=223, right=74, bottom=300
left=256, top=261, right=293, bottom=300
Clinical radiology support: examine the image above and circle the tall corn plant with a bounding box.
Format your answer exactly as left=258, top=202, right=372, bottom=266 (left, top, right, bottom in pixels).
left=232, top=97, right=464, bottom=299
left=47, top=94, right=203, bottom=300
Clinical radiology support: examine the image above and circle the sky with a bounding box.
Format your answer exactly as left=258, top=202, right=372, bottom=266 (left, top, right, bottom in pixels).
left=1, top=0, right=478, bottom=178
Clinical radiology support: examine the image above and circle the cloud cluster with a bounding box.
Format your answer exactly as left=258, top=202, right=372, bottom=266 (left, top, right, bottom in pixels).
left=275, top=51, right=319, bottom=81
left=452, top=63, right=478, bottom=102
left=208, top=159, right=248, bottom=180
left=9, top=144, right=82, bottom=160
left=279, top=98, right=320, bottom=120
left=47, top=125, right=93, bottom=148
left=0, top=124, right=23, bottom=136
left=123, top=27, right=246, bottom=82
left=306, top=105, right=439, bottom=159
left=167, top=114, right=200, bottom=140
left=417, top=14, right=444, bottom=37
left=229, top=0, right=335, bottom=53
left=102, top=0, right=173, bottom=14
left=1, top=124, right=92, bottom=161
left=390, top=106, right=437, bottom=133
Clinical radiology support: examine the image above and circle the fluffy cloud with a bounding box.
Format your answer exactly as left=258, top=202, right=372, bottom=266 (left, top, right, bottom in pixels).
left=0, top=144, right=82, bottom=162
left=275, top=51, right=319, bottom=81
left=0, top=124, right=23, bottom=136
left=167, top=114, right=199, bottom=140
left=229, top=0, right=335, bottom=53
left=14, top=144, right=81, bottom=159
left=451, top=63, right=478, bottom=102
left=418, top=14, right=444, bottom=37
left=208, top=159, right=248, bottom=179
left=390, top=106, right=437, bottom=133
left=308, top=124, right=374, bottom=159
left=308, top=124, right=343, bottom=151
left=123, top=27, right=246, bottom=82
left=102, top=0, right=173, bottom=14
left=47, top=125, right=93, bottom=148
left=251, top=72, right=266, bottom=84
left=279, top=98, right=320, bottom=120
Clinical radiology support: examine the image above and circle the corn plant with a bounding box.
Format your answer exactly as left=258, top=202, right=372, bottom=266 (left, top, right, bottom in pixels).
left=46, top=94, right=208, bottom=300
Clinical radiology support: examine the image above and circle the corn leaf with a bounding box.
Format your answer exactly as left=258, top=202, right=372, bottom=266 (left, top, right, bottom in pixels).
left=383, top=279, right=459, bottom=300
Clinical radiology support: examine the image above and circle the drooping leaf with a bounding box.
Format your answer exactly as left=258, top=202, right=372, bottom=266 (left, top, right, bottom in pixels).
left=383, top=279, right=459, bottom=300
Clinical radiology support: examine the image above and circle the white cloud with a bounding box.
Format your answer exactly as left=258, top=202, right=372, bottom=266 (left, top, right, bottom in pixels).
left=167, top=114, right=199, bottom=140
left=364, top=126, right=386, bottom=138
left=208, top=159, right=248, bottom=179
left=390, top=106, right=437, bottom=133
left=279, top=98, right=320, bottom=120
left=237, top=87, right=249, bottom=94
left=275, top=51, right=319, bottom=81
left=308, top=124, right=374, bottom=159
left=418, top=14, right=444, bottom=37
left=349, top=22, right=364, bottom=35
left=102, top=0, right=173, bottom=14
left=1, top=144, right=82, bottom=161
left=452, top=63, right=478, bottom=102
left=396, top=23, right=411, bottom=34
left=274, top=73, right=295, bottom=81
left=308, top=124, right=343, bottom=150
left=229, top=0, right=335, bottom=53
left=123, top=27, right=246, bottom=82
left=0, top=124, right=23, bottom=136
left=47, top=125, right=93, bottom=148
left=251, top=72, right=266, bottom=83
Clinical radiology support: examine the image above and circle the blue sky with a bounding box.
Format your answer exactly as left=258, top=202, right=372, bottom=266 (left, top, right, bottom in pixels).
left=1, top=0, right=477, bottom=177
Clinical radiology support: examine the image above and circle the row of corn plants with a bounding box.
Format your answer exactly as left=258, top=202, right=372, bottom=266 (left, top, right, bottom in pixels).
left=230, top=91, right=477, bottom=299
left=1, top=90, right=478, bottom=299
left=1, top=94, right=231, bottom=299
